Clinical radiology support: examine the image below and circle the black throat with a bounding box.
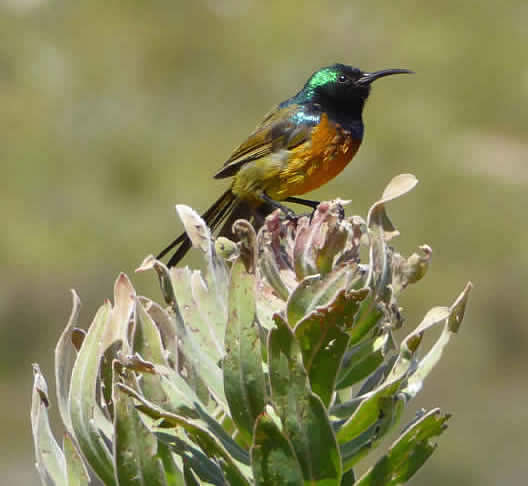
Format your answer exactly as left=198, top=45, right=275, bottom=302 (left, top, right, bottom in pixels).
left=290, top=88, right=367, bottom=140
left=309, top=97, right=366, bottom=140
left=320, top=99, right=365, bottom=139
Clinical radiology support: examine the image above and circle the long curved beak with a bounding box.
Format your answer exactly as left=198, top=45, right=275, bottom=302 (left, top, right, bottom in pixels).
left=356, top=68, right=413, bottom=86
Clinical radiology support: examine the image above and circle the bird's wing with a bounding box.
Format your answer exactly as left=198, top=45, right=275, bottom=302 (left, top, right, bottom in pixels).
left=214, top=104, right=316, bottom=179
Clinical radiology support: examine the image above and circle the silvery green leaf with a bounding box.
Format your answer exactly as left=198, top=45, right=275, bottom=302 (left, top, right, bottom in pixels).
left=55, top=290, right=81, bottom=436
left=62, top=433, right=89, bottom=486
left=132, top=298, right=171, bottom=407
left=402, top=283, right=472, bottom=400
left=69, top=302, right=115, bottom=485
left=366, top=174, right=418, bottom=297
left=337, top=332, right=392, bottom=390
left=268, top=318, right=341, bottom=483
left=113, top=379, right=167, bottom=486
left=157, top=441, right=185, bottom=486
left=355, top=409, right=450, bottom=485
left=294, top=287, right=367, bottom=406
left=100, top=273, right=136, bottom=419
left=286, top=266, right=351, bottom=327
left=176, top=204, right=229, bottom=301
left=251, top=411, right=304, bottom=486
left=223, top=258, right=267, bottom=444
left=31, top=364, right=66, bottom=486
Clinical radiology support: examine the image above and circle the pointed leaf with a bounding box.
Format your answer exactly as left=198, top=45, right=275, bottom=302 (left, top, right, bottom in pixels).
left=223, top=258, right=267, bottom=443
left=171, top=267, right=222, bottom=363
left=251, top=412, right=304, bottom=486
left=191, top=271, right=226, bottom=357
left=259, top=243, right=291, bottom=301
left=218, top=458, right=251, bottom=486
left=156, top=416, right=248, bottom=485
left=286, top=265, right=353, bottom=327
left=194, top=403, right=250, bottom=466
left=366, top=173, right=418, bottom=240
left=366, top=174, right=418, bottom=301
left=176, top=204, right=231, bottom=306
left=156, top=365, right=203, bottom=417
left=133, top=299, right=172, bottom=407
left=139, top=257, right=224, bottom=406
left=403, top=283, right=472, bottom=399
left=31, top=364, right=66, bottom=486
left=164, top=437, right=221, bottom=486
left=294, top=288, right=367, bottom=406
left=134, top=298, right=170, bottom=367
left=55, top=290, right=81, bottom=436
left=447, top=281, right=472, bottom=333
left=385, top=306, right=450, bottom=386
left=139, top=298, right=180, bottom=366
left=336, top=332, right=391, bottom=390
left=170, top=267, right=225, bottom=406
left=268, top=320, right=341, bottom=483
left=336, top=357, right=411, bottom=445
left=339, top=396, right=405, bottom=470
left=355, top=356, right=398, bottom=398
left=63, top=433, right=90, bottom=486
left=255, top=284, right=288, bottom=331
left=347, top=293, right=384, bottom=346
left=141, top=296, right=224, bottom=410
left=69, top=302, right=116, bottom=485
left=157, top=441, right=185, bottom=486
left=137, top=255, right=180, bottom=311
left=118, top=384, right=250, bottom=477
left=113, top=380, right=167, bottom=486
left=381, top=174, right=419, bottom=204
left=100, top=274, right=136, bottom=419
left=335, top=303, right=456, bottom=469
left=116, top=363, right=200, bottom=420
left=105, top=274, right=136, bottom=351
left=176, top=204, right=213, bottom=256
left=355, top=409, right=450, bottom=485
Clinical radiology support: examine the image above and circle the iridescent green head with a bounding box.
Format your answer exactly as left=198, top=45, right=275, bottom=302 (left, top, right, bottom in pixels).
left=299, top=63, right=412, bottom=111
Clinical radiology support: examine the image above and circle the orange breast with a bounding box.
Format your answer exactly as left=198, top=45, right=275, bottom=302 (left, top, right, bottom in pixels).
left=269, top=113, right=361, bottom=199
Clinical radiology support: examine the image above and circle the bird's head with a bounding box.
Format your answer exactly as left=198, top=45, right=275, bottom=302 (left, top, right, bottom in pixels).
left=301, top=63, right=413, bottom=113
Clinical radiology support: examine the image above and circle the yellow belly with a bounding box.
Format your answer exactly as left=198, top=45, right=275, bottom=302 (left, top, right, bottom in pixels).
left=231, top=113, right=361, bottom=202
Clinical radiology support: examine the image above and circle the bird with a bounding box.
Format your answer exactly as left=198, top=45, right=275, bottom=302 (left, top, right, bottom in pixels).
left=157, top=63, right=412, bottom=267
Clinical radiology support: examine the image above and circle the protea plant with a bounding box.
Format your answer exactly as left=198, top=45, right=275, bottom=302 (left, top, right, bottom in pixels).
left=31, top=174, right=471, bottom=485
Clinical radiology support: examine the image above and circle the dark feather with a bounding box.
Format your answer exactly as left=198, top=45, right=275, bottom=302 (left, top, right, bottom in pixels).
left=158, top=189, right=275, bottom=267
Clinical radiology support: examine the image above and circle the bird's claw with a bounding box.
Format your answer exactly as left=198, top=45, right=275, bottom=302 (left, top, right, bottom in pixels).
left=283, top=208, right=297, bottom=221
left=336, top=202, right=345, bottom=220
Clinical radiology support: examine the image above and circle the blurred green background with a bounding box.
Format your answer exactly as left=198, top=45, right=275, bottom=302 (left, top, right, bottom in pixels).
left=3, top=0, right=528, bottom=484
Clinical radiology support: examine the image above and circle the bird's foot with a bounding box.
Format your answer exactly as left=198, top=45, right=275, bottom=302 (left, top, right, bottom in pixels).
left=261, top=192, right=297, bottom=220
left=336, top=202, right=345, bottom=220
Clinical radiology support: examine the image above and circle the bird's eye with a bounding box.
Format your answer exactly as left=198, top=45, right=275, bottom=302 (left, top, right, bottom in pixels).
left=338, top=74, right=347, bottom=83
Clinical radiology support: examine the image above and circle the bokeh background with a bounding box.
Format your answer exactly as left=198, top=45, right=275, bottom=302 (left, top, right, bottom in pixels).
left=3, top=0, right=528, bottom=484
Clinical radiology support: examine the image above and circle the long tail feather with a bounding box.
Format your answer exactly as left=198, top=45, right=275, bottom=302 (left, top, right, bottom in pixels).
left=157, top=189, right=273, bottom=268
left=157, top=189, right=235, bottom=267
